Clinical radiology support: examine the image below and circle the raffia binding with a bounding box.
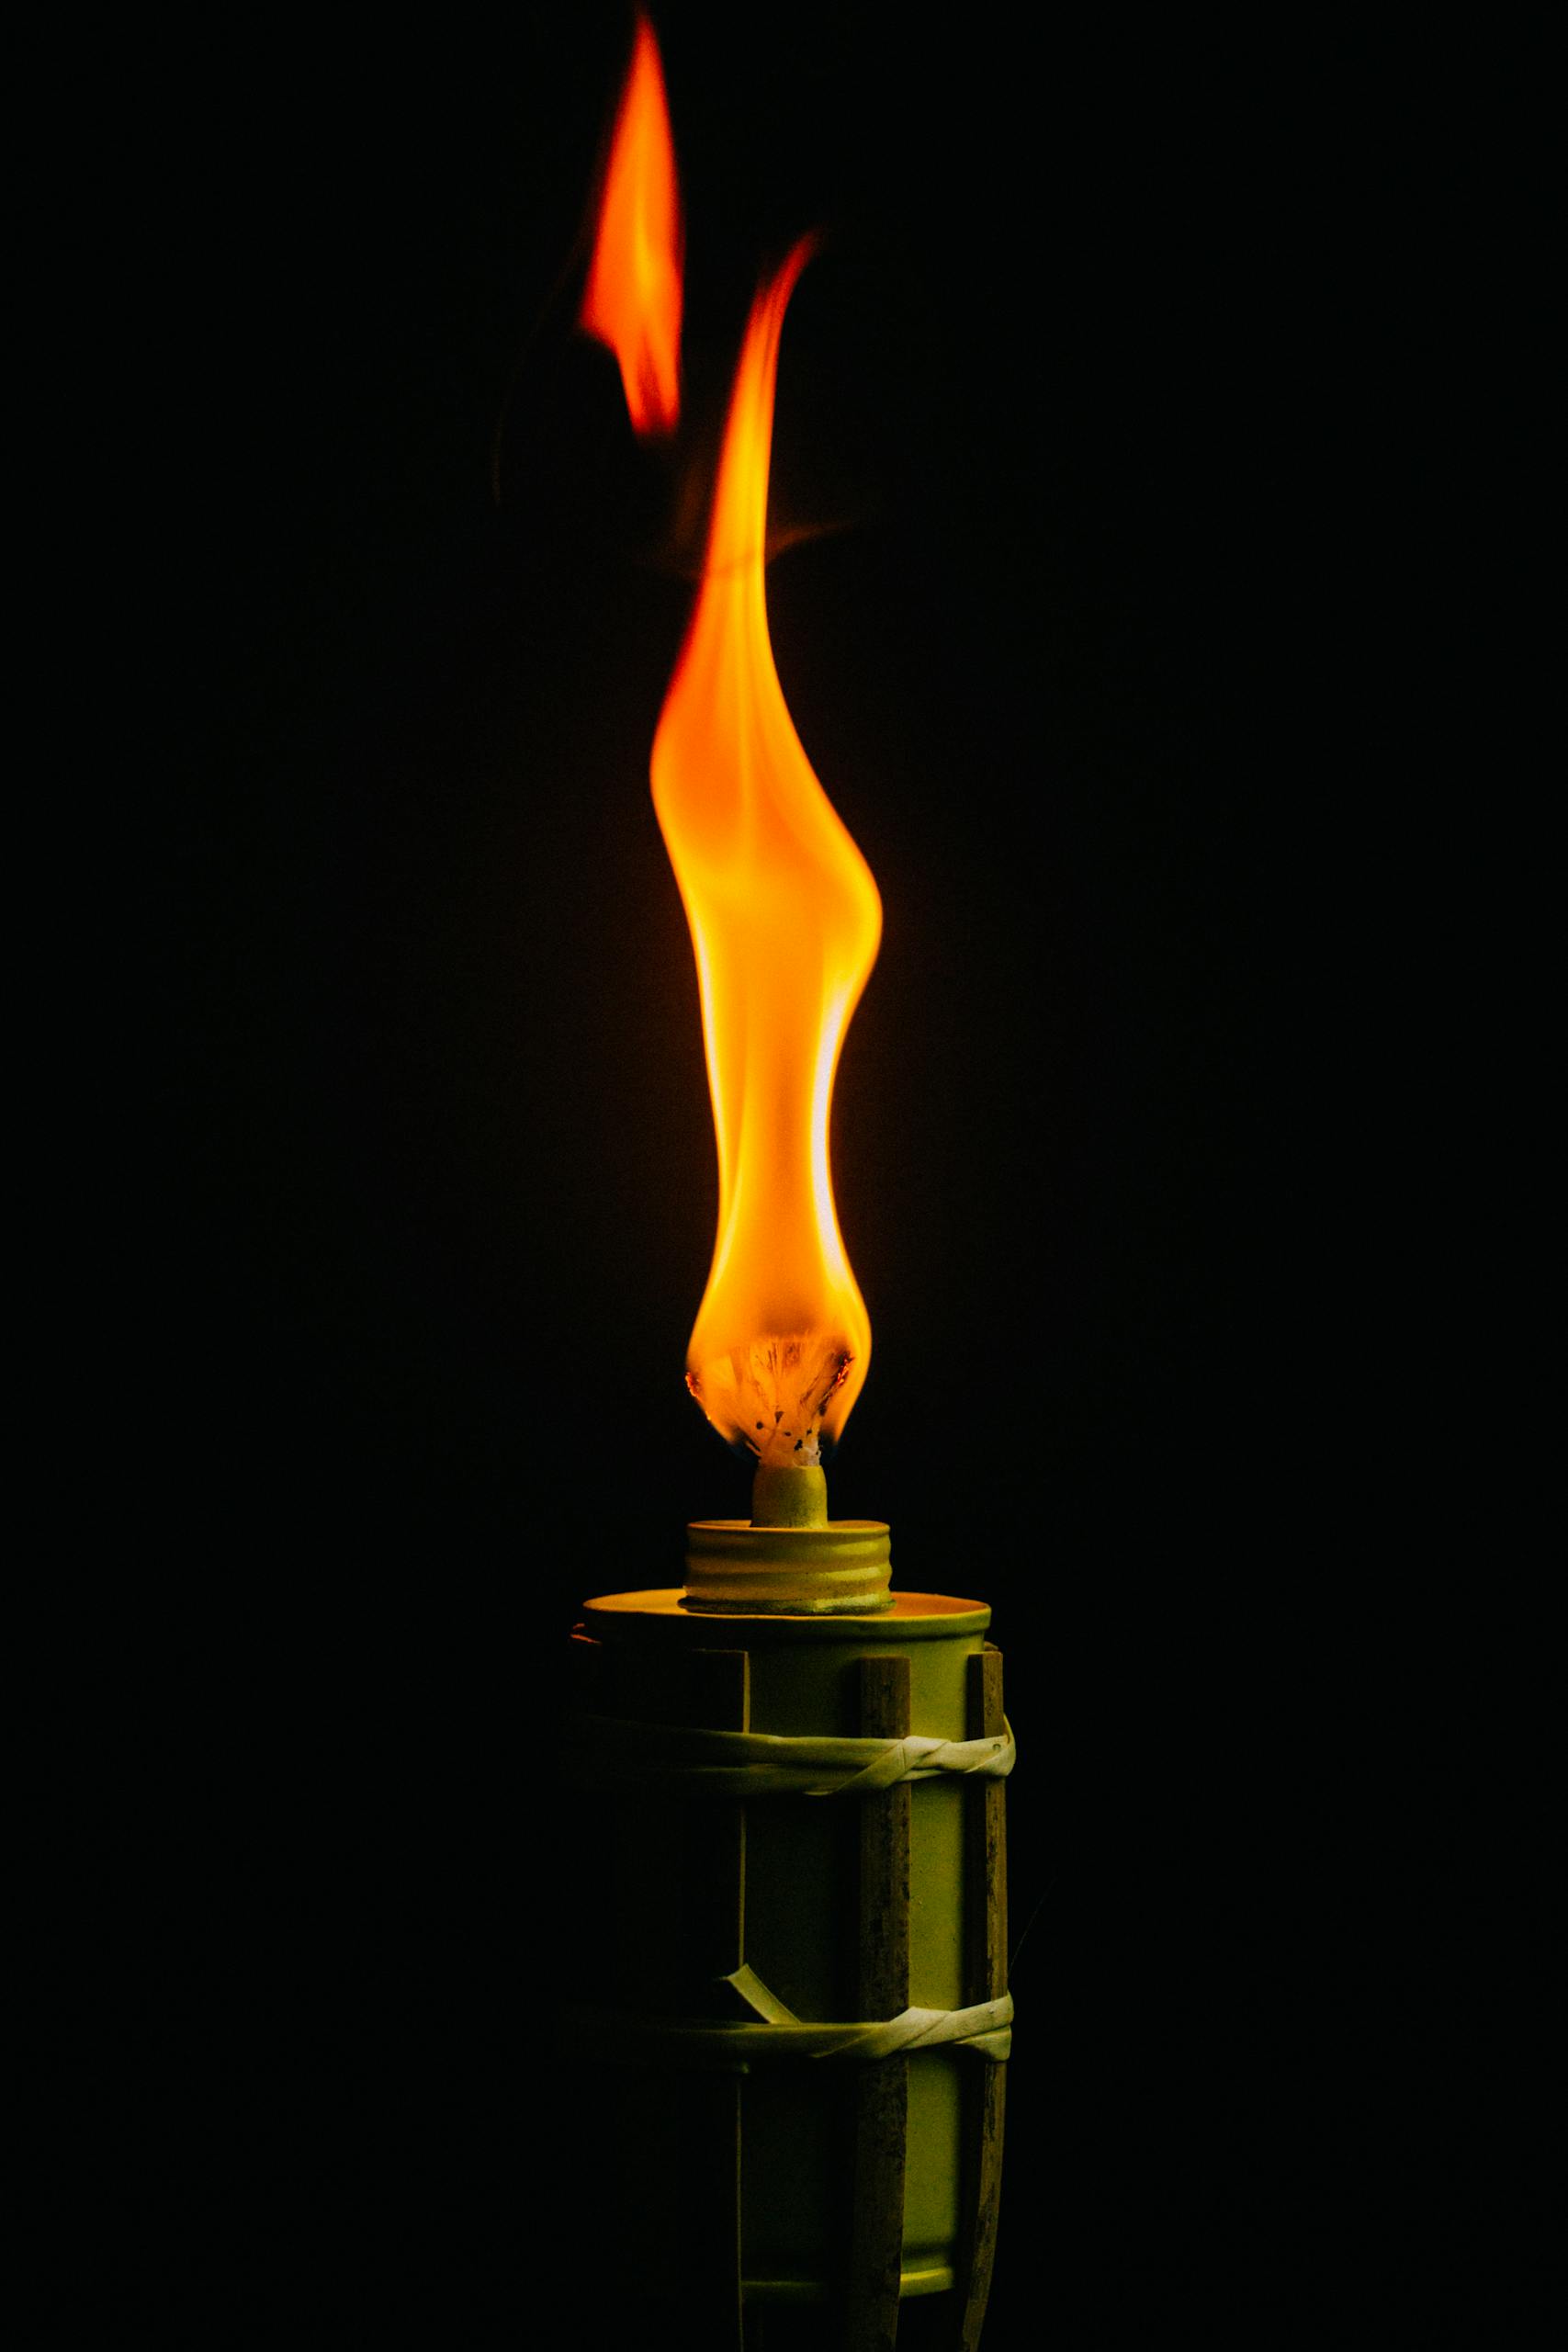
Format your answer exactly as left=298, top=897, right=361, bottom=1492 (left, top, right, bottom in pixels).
left=567, top=1713, right=1016, bottom=1797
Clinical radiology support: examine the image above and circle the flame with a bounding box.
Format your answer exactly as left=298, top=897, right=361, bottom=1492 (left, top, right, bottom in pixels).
left=652, top=241, right=882, bottom=1465
left=581, top=9, right=682, bottom=436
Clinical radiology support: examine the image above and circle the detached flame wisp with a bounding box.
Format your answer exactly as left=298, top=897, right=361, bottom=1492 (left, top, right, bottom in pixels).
left=652, top=241, right=882, bottom=1465
left=580, top=9, right=683, bottom=436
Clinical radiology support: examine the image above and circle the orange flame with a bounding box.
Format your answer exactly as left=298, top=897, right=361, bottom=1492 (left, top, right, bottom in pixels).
left=581, top=9, right=682, bottom=436
left=652, top=241, right=882, bottom=1464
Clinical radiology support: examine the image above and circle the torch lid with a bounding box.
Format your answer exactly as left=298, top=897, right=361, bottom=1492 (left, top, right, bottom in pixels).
left=579, top=1588, right=992, bottom=1642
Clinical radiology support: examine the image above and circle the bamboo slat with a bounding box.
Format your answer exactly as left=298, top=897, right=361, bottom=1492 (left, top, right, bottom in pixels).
left=955, top=1645, right=1007, bottom=2349
left=842, top=1653, right=912, bottom=2351
left=680, top=1647, right=750, bottom=2350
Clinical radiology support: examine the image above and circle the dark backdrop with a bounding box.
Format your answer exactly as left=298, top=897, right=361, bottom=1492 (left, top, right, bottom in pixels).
left=73, top=5, right=1374, bottom=2340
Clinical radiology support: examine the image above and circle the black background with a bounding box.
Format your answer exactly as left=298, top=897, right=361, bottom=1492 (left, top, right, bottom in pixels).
left=55, top=3, right=1439, bottom=2340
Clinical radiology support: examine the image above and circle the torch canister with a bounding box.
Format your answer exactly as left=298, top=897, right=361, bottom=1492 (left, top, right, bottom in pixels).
left=566, top=1555, right=1010, bottom=2342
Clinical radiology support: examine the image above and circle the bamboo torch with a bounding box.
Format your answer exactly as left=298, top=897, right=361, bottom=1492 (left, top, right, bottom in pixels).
left=569, top=103, right=1014, bottom=2331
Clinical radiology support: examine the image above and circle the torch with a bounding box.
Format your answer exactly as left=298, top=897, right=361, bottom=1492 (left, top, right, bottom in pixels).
left=568, top=167, right=1013, bottom=2340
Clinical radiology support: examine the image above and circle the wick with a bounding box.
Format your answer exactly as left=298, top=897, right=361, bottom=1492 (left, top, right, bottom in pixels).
left=750, top=1460, right=829, bottom=1530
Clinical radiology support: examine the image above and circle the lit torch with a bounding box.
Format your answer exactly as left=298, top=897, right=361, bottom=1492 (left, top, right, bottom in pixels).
left=568, top=27, right=1011, bottom=2343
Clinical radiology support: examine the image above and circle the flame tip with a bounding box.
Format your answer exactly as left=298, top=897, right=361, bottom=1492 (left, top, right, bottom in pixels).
left=581, top=5, right=683, bottom=438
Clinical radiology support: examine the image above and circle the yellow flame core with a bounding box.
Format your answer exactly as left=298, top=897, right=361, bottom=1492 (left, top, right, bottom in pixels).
left=581, top=11, right=682, bottom=436
left=652, top=242, right=882, bottom=1464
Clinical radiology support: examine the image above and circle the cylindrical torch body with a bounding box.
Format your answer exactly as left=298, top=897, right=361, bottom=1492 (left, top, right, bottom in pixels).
left=566, top=1582, right=1009, bottom=2335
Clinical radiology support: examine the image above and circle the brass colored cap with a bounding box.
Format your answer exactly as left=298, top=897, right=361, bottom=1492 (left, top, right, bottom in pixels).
left=682, top=1520, right=893, bottom=1615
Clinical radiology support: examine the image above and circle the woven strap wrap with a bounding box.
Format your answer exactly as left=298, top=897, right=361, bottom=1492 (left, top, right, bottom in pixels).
left=567, top=1713, right=1016, bottom=1796
left=572, top=1970, right=1013, bottom=2069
